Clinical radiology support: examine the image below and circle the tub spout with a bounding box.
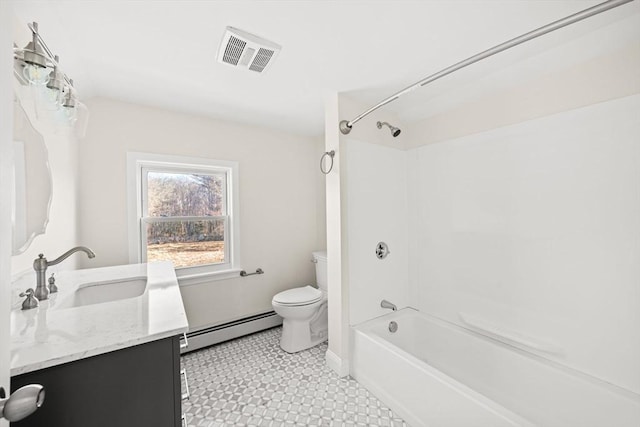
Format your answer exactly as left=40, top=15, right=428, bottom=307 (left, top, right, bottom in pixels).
left=381, top=299, right=397, bottom=311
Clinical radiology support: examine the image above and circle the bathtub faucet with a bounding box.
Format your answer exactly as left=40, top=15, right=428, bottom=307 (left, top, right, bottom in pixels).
left=380, top=299, right=397, bottom=311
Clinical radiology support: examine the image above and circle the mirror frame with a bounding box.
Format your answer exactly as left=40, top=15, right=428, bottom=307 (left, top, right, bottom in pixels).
left=12, top=94, right=53, bottom=255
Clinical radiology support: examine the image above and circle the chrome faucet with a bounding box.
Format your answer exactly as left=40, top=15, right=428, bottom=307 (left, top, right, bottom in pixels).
left=33, top=246, right=95, bottom=300
left=380, top=299, right=397, bottom=311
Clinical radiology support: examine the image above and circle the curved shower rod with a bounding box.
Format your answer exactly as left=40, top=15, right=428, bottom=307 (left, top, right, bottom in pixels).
left=339, top=0, right=635, bottom=135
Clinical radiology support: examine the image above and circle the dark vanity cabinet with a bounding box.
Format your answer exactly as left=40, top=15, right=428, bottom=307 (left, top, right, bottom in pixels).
left=11, top=335, right=182, bottom=427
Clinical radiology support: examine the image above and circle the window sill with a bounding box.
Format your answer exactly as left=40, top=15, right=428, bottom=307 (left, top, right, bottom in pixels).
left=177, top=268, right=243, bottom=287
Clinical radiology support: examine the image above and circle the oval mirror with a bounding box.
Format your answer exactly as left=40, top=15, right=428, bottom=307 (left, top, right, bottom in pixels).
left=12, top=96, right=52, bottom=255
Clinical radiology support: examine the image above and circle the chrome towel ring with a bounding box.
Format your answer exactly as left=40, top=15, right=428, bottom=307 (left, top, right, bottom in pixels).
left=320, top=150, right=335, bottom=174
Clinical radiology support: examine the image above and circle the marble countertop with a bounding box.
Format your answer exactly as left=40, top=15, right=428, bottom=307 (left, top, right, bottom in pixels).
left=10, top=261, right=189, bottom=376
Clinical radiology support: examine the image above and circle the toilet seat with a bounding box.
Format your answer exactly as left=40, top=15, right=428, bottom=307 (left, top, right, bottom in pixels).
left=272, top=285, right=322, bottom=306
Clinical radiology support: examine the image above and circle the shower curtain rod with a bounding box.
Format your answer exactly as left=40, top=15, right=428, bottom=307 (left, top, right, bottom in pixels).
left=339, top=0, right=635, bottom=135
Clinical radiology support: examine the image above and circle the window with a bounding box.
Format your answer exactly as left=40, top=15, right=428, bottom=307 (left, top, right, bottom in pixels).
left=128, top=153, right=240, bottom=283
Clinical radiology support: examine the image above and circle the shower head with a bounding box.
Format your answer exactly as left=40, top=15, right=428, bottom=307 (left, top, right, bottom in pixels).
left=376, top=121, right=401, bottom=137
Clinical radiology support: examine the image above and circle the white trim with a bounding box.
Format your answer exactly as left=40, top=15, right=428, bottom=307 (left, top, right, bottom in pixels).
left=11, top=140, right=26, bottom=251
left=1, top=5, right=15, bottom=421
left=177, top=268, right=243, bottom=287
left=142, top=215, right=228, bottom=223
left=126, top=152, right=241, bottom=276
left=326, top=349, right=350, bottom=377
left=181, top=312, right=282, bottom=354
left=126, top=153, right=142, bottom=264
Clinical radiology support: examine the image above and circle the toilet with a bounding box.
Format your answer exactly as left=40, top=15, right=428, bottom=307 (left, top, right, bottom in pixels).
left=272, top=251, right=328, bottom=353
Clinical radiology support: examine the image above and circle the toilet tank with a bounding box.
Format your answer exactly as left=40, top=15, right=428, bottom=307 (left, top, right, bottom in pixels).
left=312, top=251, right=328, bottom=292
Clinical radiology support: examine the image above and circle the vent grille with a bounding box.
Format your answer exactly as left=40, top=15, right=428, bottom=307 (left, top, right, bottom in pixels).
left=217, top=27, right=281, bottom=73
left=249, top=48, right=275, bottom=72
left=222, top=35, right=247, bottom=66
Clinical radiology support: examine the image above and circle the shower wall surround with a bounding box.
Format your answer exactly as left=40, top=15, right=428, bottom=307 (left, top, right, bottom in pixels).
left=342, top=94, right=640, bottom=396
left=409, top=94, right=640, bottom=394
left=343, top=140, right=409, bottom=325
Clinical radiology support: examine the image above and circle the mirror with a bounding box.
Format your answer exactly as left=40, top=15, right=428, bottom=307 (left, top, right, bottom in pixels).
left=12, top=96, right=52, bottom=255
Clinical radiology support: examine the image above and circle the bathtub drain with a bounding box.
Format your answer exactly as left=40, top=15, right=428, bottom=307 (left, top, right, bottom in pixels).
left=388, top=321, right=398, bottom=333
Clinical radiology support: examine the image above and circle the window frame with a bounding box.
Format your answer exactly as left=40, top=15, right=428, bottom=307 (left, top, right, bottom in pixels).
left=127, top=152, right=241, bottom=285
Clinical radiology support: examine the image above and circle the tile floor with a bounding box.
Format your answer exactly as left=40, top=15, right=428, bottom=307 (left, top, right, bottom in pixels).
left=181, top=327, right=408, bottom=427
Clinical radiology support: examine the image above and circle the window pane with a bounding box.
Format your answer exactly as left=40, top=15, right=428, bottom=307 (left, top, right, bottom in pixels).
left=147, top=171, right=225, bottom=217
left=145, top=219, right=226, bottom=268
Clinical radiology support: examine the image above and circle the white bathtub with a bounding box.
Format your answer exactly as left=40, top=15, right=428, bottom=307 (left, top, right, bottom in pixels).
left=350, top=308, right=640, bottom=427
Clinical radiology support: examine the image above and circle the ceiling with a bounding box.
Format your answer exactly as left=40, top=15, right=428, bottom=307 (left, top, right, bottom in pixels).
left=11, top=1, right=640, bottom=136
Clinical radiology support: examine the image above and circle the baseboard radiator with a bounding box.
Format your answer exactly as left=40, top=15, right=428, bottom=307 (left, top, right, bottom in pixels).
left=180, top=311, right=282, bottom=354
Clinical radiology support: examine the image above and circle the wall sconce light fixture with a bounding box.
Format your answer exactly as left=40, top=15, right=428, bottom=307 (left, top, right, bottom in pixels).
left=13, top=21, right=84, bottom=127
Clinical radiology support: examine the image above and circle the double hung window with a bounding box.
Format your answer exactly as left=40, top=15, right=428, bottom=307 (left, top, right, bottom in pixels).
left=128, top=153, right=239, bottom=281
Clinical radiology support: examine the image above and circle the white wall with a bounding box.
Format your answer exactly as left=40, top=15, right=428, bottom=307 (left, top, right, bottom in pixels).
left=325, top=93, right=408, bottom=376
left=78, top=97, right=325, bottom=330
left=1, top=5, right=15, bottom=419
left=403, top=10, right=640, bottom=148
left=324, top=92, right=348, bottom=375
left=408, top=94, right=640, bottom=394
left=10, top=21, right=80, bottom=279
left=344, top=139, right=409, bottom=325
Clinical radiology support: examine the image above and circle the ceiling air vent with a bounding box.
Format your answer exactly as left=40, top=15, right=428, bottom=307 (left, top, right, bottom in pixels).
left=217, top=27, right=281, bottom=73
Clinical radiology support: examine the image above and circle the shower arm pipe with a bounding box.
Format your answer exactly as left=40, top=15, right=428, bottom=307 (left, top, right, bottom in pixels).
left=339, top=0, right=634, bottom=134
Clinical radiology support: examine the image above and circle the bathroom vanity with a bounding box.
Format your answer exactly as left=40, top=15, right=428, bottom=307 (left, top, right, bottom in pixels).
left=9, top=261, right=189, bottom=427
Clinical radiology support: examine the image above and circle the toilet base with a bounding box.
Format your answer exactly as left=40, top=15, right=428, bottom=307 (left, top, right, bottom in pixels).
left=273, top=295, right=328, bottom=353
left=280, top=318, right=327, bottom=353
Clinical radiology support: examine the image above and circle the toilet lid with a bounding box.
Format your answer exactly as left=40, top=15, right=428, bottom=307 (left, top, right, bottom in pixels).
left=273, top=285, right=323, bottom=306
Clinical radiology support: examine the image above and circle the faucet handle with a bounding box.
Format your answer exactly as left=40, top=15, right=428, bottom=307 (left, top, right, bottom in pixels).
left=19, top=288, right=34, bottom=297
left=19, top=289, right=39, bottom=310
left=48, top=273, right=57, bottom=293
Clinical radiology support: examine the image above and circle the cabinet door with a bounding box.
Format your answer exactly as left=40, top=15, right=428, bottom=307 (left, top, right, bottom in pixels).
left=11, top=336, right=181, bottom=427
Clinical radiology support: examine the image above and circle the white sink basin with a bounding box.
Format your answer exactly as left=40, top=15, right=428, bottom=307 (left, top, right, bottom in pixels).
left=53, top=277, right=147, bottom=309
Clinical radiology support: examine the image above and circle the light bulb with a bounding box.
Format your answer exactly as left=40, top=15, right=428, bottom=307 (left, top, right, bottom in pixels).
left=44, top=77, right=64, bottom=107
left=50, top=88, right=63, bottom=105
left=23, top=63, right=49, bottom=85
left=39, top=87, right=63, bottom=112
left=64, top=105, right=77, bottom=124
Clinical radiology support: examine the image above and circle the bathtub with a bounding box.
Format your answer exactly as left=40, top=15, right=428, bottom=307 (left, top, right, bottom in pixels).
left=350, top=308, right=640, bottom=427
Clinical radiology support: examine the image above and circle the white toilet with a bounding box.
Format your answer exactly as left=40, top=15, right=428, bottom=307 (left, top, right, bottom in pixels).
left=272, top=251, right=328, bottom=353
